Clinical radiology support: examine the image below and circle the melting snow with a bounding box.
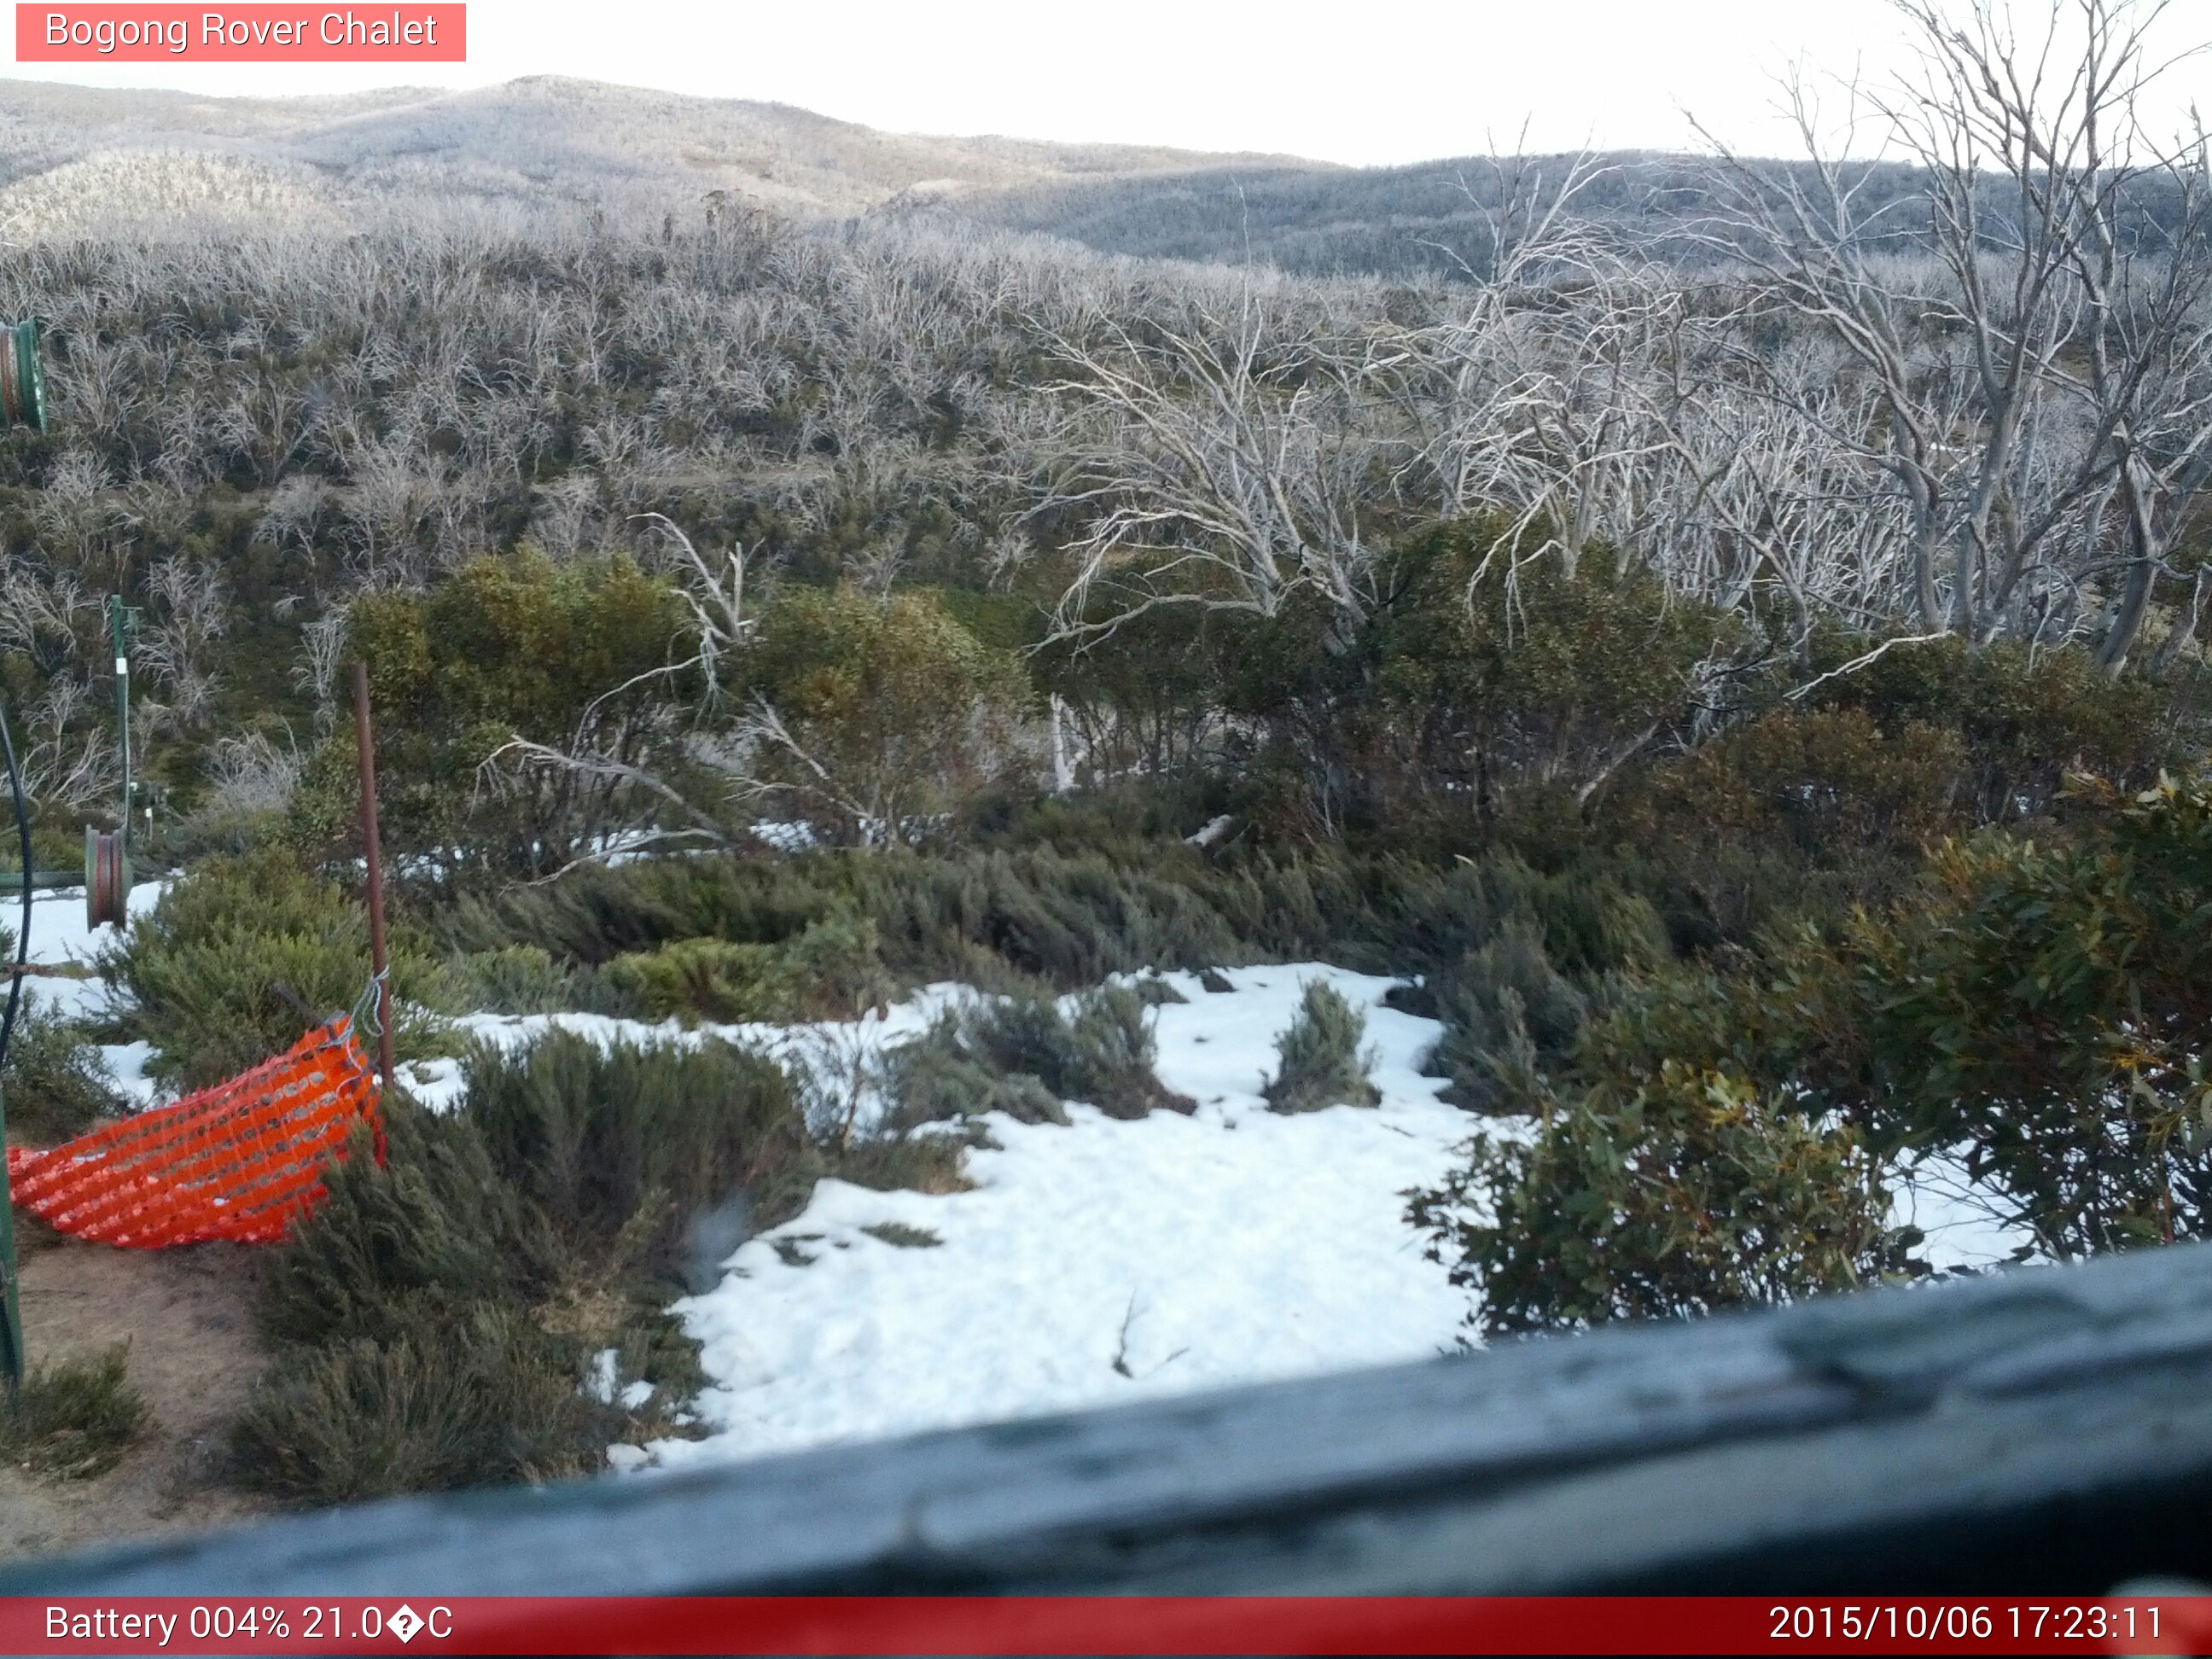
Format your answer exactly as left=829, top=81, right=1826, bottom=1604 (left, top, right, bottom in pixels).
left=641, top=964, right=1479, bottom=1469
left=6, top=878, right=164, bottom=1103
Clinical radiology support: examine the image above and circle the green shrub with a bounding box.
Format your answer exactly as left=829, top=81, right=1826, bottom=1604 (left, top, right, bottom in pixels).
left=602, top=937, right=796, bottom=1023
left=1410, top=1063, right=1908, bottom=1335
left=463, top=1029, right=820, bottom=1283
left=445, top=946, right=625, bottom=1017
left=598, top=911, right=884, bottom=1024
left=882, top=1008, right=1068, bottom=1132
left=238, top=1033, right=828, bottom=1505
left=1798, top=633, right=2179, bottom=819
left=1413, top=770, right=2212, bottom=1334
left=1128, top=973, right=1187, bottom=1006
left=1627, top=707, right=1967, bottom=856
left=1789, top=773, right=2212, bottom=1258
left=834, top=1132, right=973, bottom=1194
left=1613, top=707, right=1971, bottom=942
left=230, top=1307, right=610, bottom=1503
left=288, top=552, right=696, bottom=881
left=883, top=984, right=1191, bottom=1127
left=434, top=842, right=1674, bottom=1132
left=3, top=1346, right=150, bottom=1480
left=436, top=853, right=850, bottom=967
left=1264, top=982, right=1380, bottom=1114
left=1064, top=984, right=1194, bottom=1119
left=441, top=847, right=1254, bottom=992
left=1429, top=922, right=1588, bottom=1112
left=101, top=848, right=452, bottom=1091
left=1220, top=517, right=1750, bottom=839
left=0, top=994, right=121, bottom=1144
left=254, top=1109, right=548, bottom=1351
left=742, top=586, right=1033, bottom=847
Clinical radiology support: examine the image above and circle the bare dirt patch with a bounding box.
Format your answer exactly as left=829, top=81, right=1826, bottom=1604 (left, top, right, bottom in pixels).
left=0, top=1224, right=272, bottom=1563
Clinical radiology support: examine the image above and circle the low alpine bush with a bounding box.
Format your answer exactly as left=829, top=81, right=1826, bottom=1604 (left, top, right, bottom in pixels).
left=1264, top=982, right=1380, bottom=1114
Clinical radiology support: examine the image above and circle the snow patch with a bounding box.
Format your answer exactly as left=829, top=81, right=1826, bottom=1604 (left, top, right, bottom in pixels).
left=6, top=880, right=167, bottom=1105
left=643, top=965, right=1476, bottom=1470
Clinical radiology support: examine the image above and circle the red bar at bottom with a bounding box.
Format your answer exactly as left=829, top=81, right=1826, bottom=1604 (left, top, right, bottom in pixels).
left=3, top=1595, right=2208, bottom=1655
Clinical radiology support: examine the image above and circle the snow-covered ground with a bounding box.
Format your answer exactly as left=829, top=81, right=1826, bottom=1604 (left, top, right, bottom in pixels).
left=5, top=879, right=163, bottom=1104
left=6, top=882, right=140, bottom=973
left=584, top=965, right=1483, bottom=1470
left=401, top=986, right=976, bottom=1115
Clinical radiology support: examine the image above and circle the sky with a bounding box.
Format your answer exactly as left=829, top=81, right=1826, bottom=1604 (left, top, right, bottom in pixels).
left=5, top=0, right=2208, bottom=166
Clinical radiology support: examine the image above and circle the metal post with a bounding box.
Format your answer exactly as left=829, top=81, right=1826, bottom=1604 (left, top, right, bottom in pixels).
left=85, top=599, right=138, bottom=930
left=0, top=317, right=47, bottom=1394
left=351, top=661, right=394, bottom=1094
left=0, top=702, right=34, bottom=1395
left=110, top=597, right=131, bottom=861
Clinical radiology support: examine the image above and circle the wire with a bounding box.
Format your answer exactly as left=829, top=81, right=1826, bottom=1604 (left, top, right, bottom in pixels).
left=350, top=965, right=389, bottom=1041
left=0, top=701, right=30, bottom=1076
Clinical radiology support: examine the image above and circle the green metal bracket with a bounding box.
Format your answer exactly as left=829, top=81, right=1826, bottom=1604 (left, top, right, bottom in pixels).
left=0, top=319, right=45, bottom=434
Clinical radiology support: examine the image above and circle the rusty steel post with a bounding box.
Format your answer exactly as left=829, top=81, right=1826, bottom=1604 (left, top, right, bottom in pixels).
left=351, top=661, right=395, bottom=1095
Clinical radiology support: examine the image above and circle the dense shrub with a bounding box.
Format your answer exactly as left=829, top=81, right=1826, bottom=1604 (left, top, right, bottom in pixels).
left=0, top=993, right=121, bottom=1143
left=1218, top=520, right=1749, bottom=840
left=236, top=1035, right=815, bottom=1504
left=741, top=586, right=1033, bottom=847
left=1062, top=984, right=1196, bottom=1119
left=1265, top=982, right=1380, bottom=1114
left=1627, top=707, right=1967, bottom=854
left=463, top=1029, right=820, bottom=1283
left=253, top=1109, right=547, bottom=1351
left=231, top=1308, right=614, bottom=1502
left=288, top=552, right=695, bottom=880
left=1033, top=604, right=1231, bottom=785
left=434, top=838, right=1676, bottom=1128
left=1796, top=634, right=2183, bottom=820
left=445, top=946, right=627, bottom=1018
left=598, top=909, right=884, bottom=1023
left=883, top=1010, right=1068, bottom=1130
left=1414, top=771, right=2212, bottom=1330
left=1793, top=773, right=2212, bottom=1258
left=1427, top=921, right=1589, bottom=1112
left=3, top=1346, right=150, bottom=1480
left=882, top=983, right=1191, bottom=1128
left=833, top=1132, right=973, bottom=1196
left=601, top=937, right=799, bottom=1023
left=439, top=846, right=1256, bottom=989
left=101, top=848, right=451, bottom=1090
left=1410, top=1062, right=1907, bottom=1335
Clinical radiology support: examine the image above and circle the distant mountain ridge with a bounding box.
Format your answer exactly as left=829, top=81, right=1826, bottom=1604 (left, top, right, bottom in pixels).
left=0, top=76, right=1953, bottom=280
left=0, top=75, right=1323, bottom=233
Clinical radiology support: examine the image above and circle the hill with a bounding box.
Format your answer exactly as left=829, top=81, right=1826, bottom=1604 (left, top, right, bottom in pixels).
left=0, top=76, right=1319, bottom=232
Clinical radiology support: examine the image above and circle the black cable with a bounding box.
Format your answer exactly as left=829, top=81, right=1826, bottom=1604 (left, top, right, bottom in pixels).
left=0, top=701, right=30, bottom=1076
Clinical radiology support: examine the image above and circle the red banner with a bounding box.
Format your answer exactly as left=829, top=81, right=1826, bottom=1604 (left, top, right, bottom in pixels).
left=15, top=5, right=464, bottom=61
left=1, top=1596, right=2207, bottom=1655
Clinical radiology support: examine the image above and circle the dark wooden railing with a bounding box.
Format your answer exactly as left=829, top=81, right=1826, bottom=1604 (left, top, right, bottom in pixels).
left=8, top=1240, right=2212, bottom=1595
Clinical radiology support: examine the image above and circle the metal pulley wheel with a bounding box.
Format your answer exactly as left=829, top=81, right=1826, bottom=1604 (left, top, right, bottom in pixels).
left=85, top=825, right=131, bottom=929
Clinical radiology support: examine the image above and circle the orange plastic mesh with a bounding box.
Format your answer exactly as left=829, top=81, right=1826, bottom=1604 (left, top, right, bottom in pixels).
left=5, top=1016, right=379, bottom=1249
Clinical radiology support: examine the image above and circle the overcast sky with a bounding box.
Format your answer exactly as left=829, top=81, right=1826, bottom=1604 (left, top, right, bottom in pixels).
left=6, top=0, right=2208, bottom=166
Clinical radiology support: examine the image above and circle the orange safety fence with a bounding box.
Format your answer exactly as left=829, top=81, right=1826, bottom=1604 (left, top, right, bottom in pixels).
left=5, top=1016, right=380, bottom=1249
